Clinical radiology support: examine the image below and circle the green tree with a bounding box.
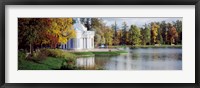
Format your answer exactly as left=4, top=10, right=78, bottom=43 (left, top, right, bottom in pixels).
left=141, top=24, right=151, bottom=45
left=80, top=18, right=91, bottom=30
left=90, top=18, right=104, bottom=47
left=122, top=22, right=128, bottom=45
left=160, top=21, right=168, bottom=44
left=104, top=27, right=114, bottom=46
left=156, top=22, right=163, bottom=44
left=101, top=36, right=105, bottom=45
left=112, top=21, right=120, bottom=45
left=129, top=25, right=141, bottom=45
left=94, top=34, right=101, bottom=47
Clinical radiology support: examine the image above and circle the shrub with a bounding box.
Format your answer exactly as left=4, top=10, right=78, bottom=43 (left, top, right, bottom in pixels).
left=28, top=49, right=48, bottom=61
left=18, top=51, right=26, bottom=60
left=18, top=51, right=26, bottom=63
left=41, top=49, right=77, bottom=59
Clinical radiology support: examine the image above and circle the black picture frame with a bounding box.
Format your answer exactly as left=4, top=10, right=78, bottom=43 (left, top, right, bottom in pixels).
left=0, top=0, right=199, bottom=88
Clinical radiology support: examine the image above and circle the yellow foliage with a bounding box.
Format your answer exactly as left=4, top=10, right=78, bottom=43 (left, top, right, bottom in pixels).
left=151, top=23, right=160, bottom=43
left=49, top=18, right=76, bottom=44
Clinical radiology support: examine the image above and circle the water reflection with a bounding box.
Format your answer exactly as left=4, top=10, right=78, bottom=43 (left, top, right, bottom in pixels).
left=76, top=47, right=182, bottom=70
left=76, top=57, right=95, bottom=69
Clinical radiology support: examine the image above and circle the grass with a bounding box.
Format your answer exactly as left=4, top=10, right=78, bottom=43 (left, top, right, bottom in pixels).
left=72, top=50, right=128, bottom=56
left=18, top=59, right=50, bottom=70
left=39, top=57, right=65, bottom=69
left=19, top=57, right=66, bottom=70
left=72, top=52, right=95, bottom=57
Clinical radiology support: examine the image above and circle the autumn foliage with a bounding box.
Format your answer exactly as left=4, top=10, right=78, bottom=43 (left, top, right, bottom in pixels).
left=18, top=18, right=76, bottom=52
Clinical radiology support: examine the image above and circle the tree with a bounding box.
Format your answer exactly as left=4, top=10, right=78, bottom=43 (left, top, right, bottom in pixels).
left=90, top=18, right=105, bottom=47
left=160, top=21, right=168, bottom=44
left=18, top=18, right=76, bottom=52
left=49, top=18, right=76, bottom=48
left=112, top=21, right=120, bottom=45
left=101, top=36, right=105, bottom=45
left=117, top=29, right=123, bottom=45
left=168, top=23, right=178, bottom=44
left=156, top=22, right=163, bottom=44
left=122, top=22, right=128, bottom=45
left=141, top=24, right=151, bottom=45
left=94, top=34, right=101, bottom=47
left=173, top=20, right=182, bottom=44
left=129, top=25, right=141, bottom=45
left=111, top=21, right=118, bottom=37
left=104, top=27, right=114, bottom=46
left=18, top=18, right=52, bottom=53
left=151, top=22, right=160, bottom=44
left=80, top=18, right=91, bottom=30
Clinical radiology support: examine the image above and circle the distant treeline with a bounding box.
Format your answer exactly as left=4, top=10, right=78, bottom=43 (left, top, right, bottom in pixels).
left=80, top=18, right=182, bottom=46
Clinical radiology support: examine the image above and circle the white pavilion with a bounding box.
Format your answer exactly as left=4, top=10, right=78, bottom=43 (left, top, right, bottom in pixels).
left=60, top=18, right=95, bottom=50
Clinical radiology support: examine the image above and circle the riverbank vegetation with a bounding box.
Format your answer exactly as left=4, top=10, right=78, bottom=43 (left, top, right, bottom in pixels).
left=18, top=49, right=127, bottom=70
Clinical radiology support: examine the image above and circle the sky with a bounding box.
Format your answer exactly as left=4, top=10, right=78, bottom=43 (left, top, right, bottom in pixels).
left=101, top=17, right=182, bottom=28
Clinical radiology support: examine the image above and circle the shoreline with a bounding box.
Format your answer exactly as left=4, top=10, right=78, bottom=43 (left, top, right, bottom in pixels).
left=109, top=45, right=182, bottom=48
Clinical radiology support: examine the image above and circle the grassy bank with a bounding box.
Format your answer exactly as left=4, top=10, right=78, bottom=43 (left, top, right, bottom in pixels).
left=72, top=50, right=128, bottom=56
left=72, top=52, right=95, bottom=57
left=19, top=57, right=66, bottom=70
left=18, top=49, right=78, bottom=70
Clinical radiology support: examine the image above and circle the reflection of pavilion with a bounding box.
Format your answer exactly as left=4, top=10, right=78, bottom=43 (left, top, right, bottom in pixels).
left=76, top=57, right=95, bottom=69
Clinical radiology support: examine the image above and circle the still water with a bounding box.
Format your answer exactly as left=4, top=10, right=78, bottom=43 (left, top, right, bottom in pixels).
left=76, top=47, right=182, bottom=70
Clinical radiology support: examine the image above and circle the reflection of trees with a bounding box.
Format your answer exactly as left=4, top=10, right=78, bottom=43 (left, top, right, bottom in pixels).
left=95, top=56, right=114, bottom=69
left=152, top=52, right=158, bottom=60
left=76, top=48, right=182, bottom=70
left=130, top=49, right=143, bottom=59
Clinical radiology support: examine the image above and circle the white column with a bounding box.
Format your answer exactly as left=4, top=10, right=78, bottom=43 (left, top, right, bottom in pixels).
left=83, top=38, right=85, bottom=49
left=92, top=38, right=94, bottom=48
left=85, top=38, right=86, bottom=49
left=78, top=38, right=80, bottom=49
left=88, top=38, right=91, bottom=49
left=86, top=38, right=88, bottom=49
left=87, top=38, right=89, bottom=49
left=85, top=38, right=88, bottom=49
left=88, top=38, right=90, bottom=49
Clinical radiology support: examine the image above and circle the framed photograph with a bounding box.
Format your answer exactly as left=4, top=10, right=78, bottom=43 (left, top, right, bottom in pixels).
left=0, top=0, right=199, bottom=88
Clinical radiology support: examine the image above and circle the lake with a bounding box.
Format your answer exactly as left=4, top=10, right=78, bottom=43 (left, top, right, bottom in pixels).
left=76, top=47, right=182, bottom=70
